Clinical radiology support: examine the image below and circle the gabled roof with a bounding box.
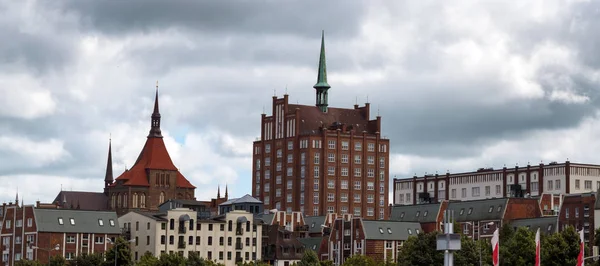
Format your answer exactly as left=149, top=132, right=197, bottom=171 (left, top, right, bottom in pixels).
left=256, top=213, right=275, bottom=225
left=219, top=194, right=262, bottom=206
left=390, top=203, right=441, bottom=223
left=132, top=211, right=168, bottom=221
left=52, top=191, right=109, bottom=211
left=304, top=216, right=327, bottom=234
left=510, top=217, right=557, bottom=234
left=446, top=198, right=508, bottom=222
left=362, top=220, right=422, bottom=241
left=114, top=138, right=195, bottom=188
left=298, top=237, right=323, bottom=252
left=33, top=209, right=121, bottom=234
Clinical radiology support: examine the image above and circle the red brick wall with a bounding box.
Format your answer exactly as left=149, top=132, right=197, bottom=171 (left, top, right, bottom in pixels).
left=365, top=240, right=385, bottom=262
left=504, top=198, right=542, bottom=221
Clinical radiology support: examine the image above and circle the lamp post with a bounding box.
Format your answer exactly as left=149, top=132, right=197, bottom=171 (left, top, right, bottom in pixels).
left=32, top=244, right=60, bottom=263
left=107, top=238, right=136, bottom=266
left=463, top=221, right=495, bottom=266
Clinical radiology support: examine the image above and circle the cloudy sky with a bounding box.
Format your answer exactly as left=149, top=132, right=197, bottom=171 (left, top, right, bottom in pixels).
left=2, top=0, right=600, bottom=204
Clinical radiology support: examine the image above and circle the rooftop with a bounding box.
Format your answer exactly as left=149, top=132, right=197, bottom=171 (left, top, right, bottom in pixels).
left=33, top=208, right=120, bottom=234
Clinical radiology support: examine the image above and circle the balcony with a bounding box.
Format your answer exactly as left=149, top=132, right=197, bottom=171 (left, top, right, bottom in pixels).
left=177, top=241, right=186, bottom=249
left=235, top=242, right=243, bottom=250
left=178, top=227, right=186, bottom=234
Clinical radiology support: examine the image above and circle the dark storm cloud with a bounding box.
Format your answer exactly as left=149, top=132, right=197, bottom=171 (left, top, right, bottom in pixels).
left=59, top=0, right=367, bottom=38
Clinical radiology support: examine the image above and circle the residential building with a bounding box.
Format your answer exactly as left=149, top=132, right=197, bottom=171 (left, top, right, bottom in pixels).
left=390, top=198, right=542, bottom=239
left=323, top=214, right=421, bottom=265
left=510, top=217, right=558, bottom=234
left=118, top=208, right=262, bottom=266
left=261, top=224, right=305, bottom=266
left=0, top=200, right=120, bottom=266
left=105, top=87, right=197, bottom=215
left=219, top=194, right=264, bottom=215
left=159, top=187, right=229, bottom=220
left=559, top=192, right=596, bottom=245
left=252, top=31, right=390, bottom=219
left=394, top=161, right=600, bottom=205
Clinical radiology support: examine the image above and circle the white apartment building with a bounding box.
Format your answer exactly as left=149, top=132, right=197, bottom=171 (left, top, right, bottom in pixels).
left=119, top=208, right=262, bottom=266
left=393, top=161, right=600, bottom=205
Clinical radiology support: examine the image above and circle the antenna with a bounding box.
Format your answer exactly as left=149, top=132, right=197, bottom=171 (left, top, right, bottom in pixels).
left=285, top=85, right=288, bottom=95
left=156, top=80, right=159, bottom=89
left=366, top=95, right=369, bottom=103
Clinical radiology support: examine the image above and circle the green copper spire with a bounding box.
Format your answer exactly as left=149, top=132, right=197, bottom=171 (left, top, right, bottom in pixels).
left=314, top=30, right=330, bottom=112
left=314, top=30, right=330, bottom=89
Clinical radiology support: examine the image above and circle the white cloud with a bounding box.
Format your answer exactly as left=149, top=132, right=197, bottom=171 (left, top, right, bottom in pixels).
left=0, top=136, right=68, bottom=167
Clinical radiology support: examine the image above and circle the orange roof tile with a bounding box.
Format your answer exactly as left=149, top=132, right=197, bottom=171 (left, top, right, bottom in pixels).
left=114, top=137, right=196, bottom=189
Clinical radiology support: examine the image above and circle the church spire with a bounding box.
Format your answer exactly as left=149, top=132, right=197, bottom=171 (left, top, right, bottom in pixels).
left=313, top=30, right=330, bottom=113
left=148, top=81, right=163, bottom=138
left=217, top=185, right=221, bottom=199
left=225, top=184, right=228, bottom=199
left=104, top=137, right=114, bottom=191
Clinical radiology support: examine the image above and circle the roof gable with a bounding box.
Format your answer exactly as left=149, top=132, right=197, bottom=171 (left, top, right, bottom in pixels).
left=220, top=194, right=262, bottom=206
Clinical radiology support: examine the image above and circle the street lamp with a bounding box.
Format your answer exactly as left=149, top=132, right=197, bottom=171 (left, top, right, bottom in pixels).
left=32, top=244, right=60, bottom=262
left=463, top=221, right=495, bottom=266
left=107, top=238, right=136, bottom=266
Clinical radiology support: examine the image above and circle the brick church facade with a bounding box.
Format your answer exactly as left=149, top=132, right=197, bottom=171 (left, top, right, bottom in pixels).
left=104, top=88, right=196, bottom=215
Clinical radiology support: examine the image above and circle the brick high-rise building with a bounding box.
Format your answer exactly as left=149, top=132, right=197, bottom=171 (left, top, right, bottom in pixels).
left=251, top=31, right=390, bottom=219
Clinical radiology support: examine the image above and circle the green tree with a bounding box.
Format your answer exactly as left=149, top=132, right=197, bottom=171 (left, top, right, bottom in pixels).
left=297, top=250, right=320, bottom=266
left=540, top=230, right=569, bottom=266
left=136, top=251, right=159, bottom=266
left=397, top=231, right=443, bottom=266
left=48, top=255, right=67, bottom=266
left=69, top=253, right=104, bottom=266
left=561, top=225, right=589, bottom=266
left=104, top=237, right=133, bottom=266
left=236, top=262, right=270, bottom=266
left=15, top=259, right=43, bottom=266
left=319, top=260, right=334, bottom=266
left=500, top=227, right=535, bottom=266
left=476, top=239, right=492, bottom=266
left=455, top=235, right=479, bottom=266
left=157, top=252, right=187, bottom=266
left=341, top=254, right=377, bottom=266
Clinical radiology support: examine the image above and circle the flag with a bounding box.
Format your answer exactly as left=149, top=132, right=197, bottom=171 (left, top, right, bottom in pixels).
left=577, top=229, right=585, bottom=266
left=491, top=228, right=499, bottom=266
left=535, top=228, right=540, bottom=266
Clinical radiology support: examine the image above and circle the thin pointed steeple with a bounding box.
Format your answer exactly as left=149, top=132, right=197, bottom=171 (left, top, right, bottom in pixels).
left=15, top=189, right=18, bottom=205
left=104, top=137, right=114, bottom=190
left=225, top=184, right=228, bottom=199
left=217, top=185, right=221, bottom=199
left=314, top=30, right=330, bottom=113
left=148, top=81, right=163, bottom=138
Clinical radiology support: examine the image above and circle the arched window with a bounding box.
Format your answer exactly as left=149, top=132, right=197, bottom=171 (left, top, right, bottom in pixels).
left=159, top=192, right=165, bottom=204
left=116, top=193, right=121, bottom=208
left=155, top=173, right=160, bottom=186
left=189, top=219, right=194, bottom=230
left=111, top=194, right=116, bottom=209
left=228, top=220, right=233, bottom=231
left=170, top=219, right=175, bottom=230
left=122, top=193, right=128, bottom=208
left=132, top=193, right=138, bottom=208
left=246, top=221, right=251, bottom=232
left=140, top=193, right=146, bottom=208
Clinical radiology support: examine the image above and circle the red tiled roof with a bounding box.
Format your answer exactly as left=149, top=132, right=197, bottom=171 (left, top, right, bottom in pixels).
left=287, top=104, right=375, bottom=134
left=114, top=137, right=196, bottom=189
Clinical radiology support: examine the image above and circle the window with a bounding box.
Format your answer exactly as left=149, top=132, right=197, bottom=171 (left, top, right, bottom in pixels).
left=328, top=140, right=336, bottom=149
left=367, top=143, right=375, bottom=152
left=576, top=179, right=580, bottom=189
left=341, top=193, right=348, bottom=202
left=367, top=182, right=375, bottom=190
left=342, top=141, right=349, bottom=150
left=556, top=180, right=561, bottom=190
left=287, top=154, right=293, bottom=163
left=328, top=180, right=335, bottom=189
left=367, top=208, right=374, bottom=216
left=488, top=206, right=493, bottom=213
left=585, top=181, right=592, bottom=190
left=27, top=218, right=32, bottom=227
left=288, top=141, right=293, bottom=150
left=367, top=169, right=375, bottom=177
left=15, top=220, right=22, bottom=227
left=328, top=166, right=335, bottom=176
left=367, top=194, right=374, bottom=203
left=314, top=153, right=320, bottom=164
left=98, top=219, right=104, bottom=226
left=341, top=154, right=349, bottom=163
left=472, top=187, right=480, bottom=197
left=531, top=182, right=539, bottom=192
left=547, top=180, right=553, bottom=190
left=461, top=188, right=467, bottom=198
left=287, top=180, right=293, bottom=190
left=354, top=155, right=361, bottom=164
left=276, top=149, right=282, bottom=158
left=314, top=166, right=320, bottom=177
left=341, top=167, right=349, bottom=176
left=355, top=142, right=362, bottom=151
left=265, top=157, right=271, bottom=166
left=451, top=189, right=456, bottom=199
left=341, top=180, right=348, bottom=189
left=69, top=218, right=75, bottom=225
left=354, top=194, right=361, bottom=203
left=485, top=186, right=490, bottom=196
left=354, top=168, right=361, bottom=177
left=314, top=179, right=319, bottom=191
left=496, top=185, right=501, bottom=195
left=328, top=153, right=335, bottom=162
left=354, top=181, right=361, bottom=190
left=95, top=236, right=104, bottom=244
left=66, top=236, right=75, bottom=243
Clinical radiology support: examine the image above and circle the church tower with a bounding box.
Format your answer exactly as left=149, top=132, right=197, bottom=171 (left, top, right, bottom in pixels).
left=314, top=30, right=330, bottom=113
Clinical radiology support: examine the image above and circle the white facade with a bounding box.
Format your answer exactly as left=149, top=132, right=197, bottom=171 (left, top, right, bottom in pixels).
left=119, top=209, right=262, bottom=266
left=394, top=162, right=600, bottom=205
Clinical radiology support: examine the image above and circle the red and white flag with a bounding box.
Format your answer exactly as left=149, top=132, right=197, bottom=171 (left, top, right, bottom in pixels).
left=491, top=228, right=499, bottom=266
left=535, top=228, right=540, bottom=266
left=577, top=229, right=585, bottom=266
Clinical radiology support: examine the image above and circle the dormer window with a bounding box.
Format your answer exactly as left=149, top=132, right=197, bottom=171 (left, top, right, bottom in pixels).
left=408, top=229, right=412, bottom=235
left=379, top=228, right=384, bottom=234
left=58, top=218, right=64, bottom=225
left=416, top=211, right=420, bottom=217
left=70, top=218, right=75, bottom=225
left=423, top=211, right=428, bottom=217
left=387, top=228, right=392, bottom=234
left=459, top=209, right=464, bottom=215
left=400, top=212, right=405, bottom=218
left=497, top=206, right=502, bottom=212
left=468, top=208, right=473, bottom=215
left=488, top=206, right=493, bottom=213
left=109, top=219, right=115, bottom=227
left=98, top=219, right=104, bottom=226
